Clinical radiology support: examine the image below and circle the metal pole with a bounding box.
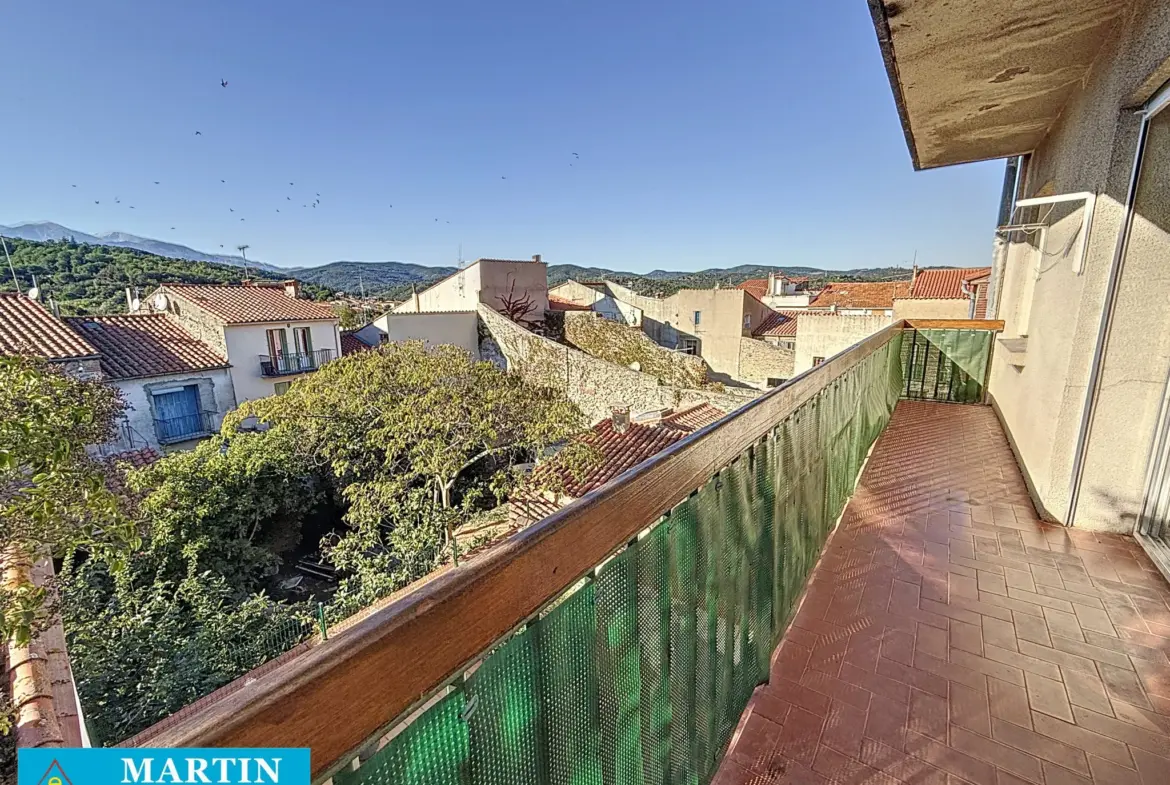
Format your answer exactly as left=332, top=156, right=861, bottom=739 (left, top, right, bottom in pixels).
left=317, top=602, right=328, bottom=641
left=237, top=244, right=250, bottom=279
left=2, top=235, right=20, bottom=294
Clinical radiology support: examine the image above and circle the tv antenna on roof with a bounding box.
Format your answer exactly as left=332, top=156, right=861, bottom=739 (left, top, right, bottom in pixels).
left=1, top=235, right=19, bottom=294
left=237, top=244, right=251, bottom=279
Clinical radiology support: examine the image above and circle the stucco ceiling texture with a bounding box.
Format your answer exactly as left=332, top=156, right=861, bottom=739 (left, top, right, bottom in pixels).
left=875, top=0, right=1128, bottom=169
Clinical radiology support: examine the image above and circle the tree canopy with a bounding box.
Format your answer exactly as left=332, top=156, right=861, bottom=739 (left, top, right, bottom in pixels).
left=227, top=341, right=588, bottom=614
left=0, top=237, right=333, bottom=315
left=62, top=342, right=590, bottom=743
left=0, top=356, right=134, bottom=646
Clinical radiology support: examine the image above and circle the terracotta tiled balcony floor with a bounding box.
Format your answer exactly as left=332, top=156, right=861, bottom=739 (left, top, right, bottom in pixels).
left=717, top=401, right=1170, bottom=785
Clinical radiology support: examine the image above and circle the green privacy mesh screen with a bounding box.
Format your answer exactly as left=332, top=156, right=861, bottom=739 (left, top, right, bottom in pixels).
left=334, top=333, right=905, bottom=785
left=901, top=328, right=993, bottom=403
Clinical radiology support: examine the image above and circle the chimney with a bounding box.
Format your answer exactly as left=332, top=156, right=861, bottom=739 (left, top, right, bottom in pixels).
left=283, top=279, right=301, bottom=299
left=241, top=278, right=253, bottom=287
left=611, top=405, right=630, bottom=433
left=767, top=271, right=777, bottom=296
left=532, top=254, right=542, bottom=264
left=126, top=287, right=135, bottom=310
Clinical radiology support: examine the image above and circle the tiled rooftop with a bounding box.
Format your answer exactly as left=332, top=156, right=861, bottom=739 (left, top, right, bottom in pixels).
left=810, top=280, right=913, bottom=310
left=737, top=276, right=811, bottom=299
left=547, top=295, right=593, bottom=311
left=159, top=284, right=338, bottom=324
left=534, top=403, right=726, bottom=498
left=716, top=401, right=1170, bottom=785
left=909, top=268, right=993, bottom=300
left=340, top=330, right=373, bottom=356
left=64, top=314, right=229, bottom=380
left=0, top=293, right=98, bottom=361
left=754, top=311, right=802, bottom=338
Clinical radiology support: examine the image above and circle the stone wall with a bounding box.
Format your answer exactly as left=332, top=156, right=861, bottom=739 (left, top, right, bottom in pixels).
left=794, top=313, right=893, bottom=375
left=563, top=311, right=709, bottom=389
left=153, top=289, right=229, bottom=358
left=737, top=337, right=795, bottom=387
left=477, top=305, right=756, bottom=423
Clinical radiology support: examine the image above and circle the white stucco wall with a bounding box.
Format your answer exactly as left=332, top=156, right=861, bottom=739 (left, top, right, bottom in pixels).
left=396, top=260, right=550, bottom=319
left=793, top=313, right=893, bottom=375
left=370, top=311, right=480, bottom=357
left=985, top=0, right=1170, bottom=531
left=224, top=321, right=341, bottom=402
left=114, top=367, right=236, bottom=451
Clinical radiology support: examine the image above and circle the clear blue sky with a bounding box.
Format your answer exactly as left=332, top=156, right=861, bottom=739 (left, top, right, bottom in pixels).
left=2, top=1, right=1004, bottom=272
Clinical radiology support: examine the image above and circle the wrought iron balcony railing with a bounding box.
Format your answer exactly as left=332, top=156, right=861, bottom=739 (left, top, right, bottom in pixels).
left=258, top=348, right=334, bottom=377
left=153, top=410, right=215, bottom=444
left=128, top=320, right=1002, bottom=782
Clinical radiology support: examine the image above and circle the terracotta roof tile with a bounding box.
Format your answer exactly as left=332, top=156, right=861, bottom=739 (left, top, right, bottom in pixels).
left=809, top=280, right=912, bottom=310
left=752, top=310, right=802, bottom=338
left=64, top=314, right=228, bottom=380
left=737, top=278, right=769, bottom=299
left=536, top=403, right=725, bottom=499
left=547, top=296, right=593, bottom=311
left=160, top=284, right=337, bottom=324
left=0, top=293, right=98, bottom=360
left=737, top=276, right=812, bottom=299
left=340, top=330, right=373, bottom=356
left=907, top=267, right=991, bottom=299
left=104, top=446, right=163, bottom=469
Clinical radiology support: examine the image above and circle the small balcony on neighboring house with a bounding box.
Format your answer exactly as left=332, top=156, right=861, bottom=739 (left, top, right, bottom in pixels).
left=153, top=410, right=216, bottom=444
left=258, top=348, right=334, bottom=377
left=112, top=316, right=1170, bottom=785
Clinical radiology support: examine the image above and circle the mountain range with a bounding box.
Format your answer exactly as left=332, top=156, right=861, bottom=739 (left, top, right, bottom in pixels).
left=1, top=221, right=915, bottom=299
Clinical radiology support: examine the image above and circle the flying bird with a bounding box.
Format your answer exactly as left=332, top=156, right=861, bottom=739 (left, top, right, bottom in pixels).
left=240, top=218, right=245, bottom=221
left=94, top=200, right=100, bottom=204
left=572, top=152, right=579, bottom=157
left=289, top=182, right=294, bottom=186
left=170, top=226, right=176, bottom=230
left=229, top=208, right=234, bottom=212
left=195, top=131, right=202, bottom=135
left=71, top=184, right=77, bottom=188
left=129, top=206, right=135, bottom=209
left=221, top=179, right=226, bottom=183
left=220, top=79, right=229, bottom=88
left=276, top=209, right=280, bottom=213
left=501, top=176, right=507, bottom=179
left=154, top=181, right=160, bottom=185
left=219, top=244, right=224, bottom=248
left=286, top=196, right=291, bottom=201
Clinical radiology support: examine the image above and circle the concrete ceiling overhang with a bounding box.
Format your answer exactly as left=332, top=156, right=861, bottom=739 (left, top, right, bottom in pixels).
left=867, top=0, right=1129, bottom=170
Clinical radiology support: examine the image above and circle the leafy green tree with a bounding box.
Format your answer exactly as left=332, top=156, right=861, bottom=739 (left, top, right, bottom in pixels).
left=61, top=431, right=326, bottom=743
left=0, top=238, right=334, bottom=315
left=0, top=357, right=133, bottom=646
left=225, top=342, right=589, bottom=613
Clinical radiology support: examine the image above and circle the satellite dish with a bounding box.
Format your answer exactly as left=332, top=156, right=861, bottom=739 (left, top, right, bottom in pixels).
left=27, top=286, right=40, bottom=301
left=153, top=292, right=170, bottom=311
left=129, top=297, right=142, bottom=312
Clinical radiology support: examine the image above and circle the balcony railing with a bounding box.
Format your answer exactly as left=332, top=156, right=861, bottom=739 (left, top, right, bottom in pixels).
left=132, top=320, right=1001, bottom=781
left=258, top=348, right=333, bottom=377
left=154, top=410, right=215, bottom=444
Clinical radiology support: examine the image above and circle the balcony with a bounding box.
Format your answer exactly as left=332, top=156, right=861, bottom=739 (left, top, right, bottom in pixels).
left=258, top=348, right=333, bottom=377
left=131, top=320, right=1170, bottom=785
left=154, top=410, right=215, bottom=444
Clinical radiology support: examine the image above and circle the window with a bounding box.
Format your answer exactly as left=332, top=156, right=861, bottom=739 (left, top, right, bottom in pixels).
left=780, top=340, right=796, bottom=350
left=293, top=326, right=313, bottom=355
left=680, top=337, right=699, bottom=355
left=266, top=328, right=289, bottom=358
left=812, top=356, right=826, bottom=367
left=693, top=310, right=701, bottom=326
left=766, top=377, right=786, bottom=388
left=743, top=313, right=751, bottom=329
left=153, top=384, right=204, bottom=442
left=273, top=381, right=291, bottom=395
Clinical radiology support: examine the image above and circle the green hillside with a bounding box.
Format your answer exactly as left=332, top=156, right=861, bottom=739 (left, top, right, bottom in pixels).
left=0, top=238, right=334, bottom=315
